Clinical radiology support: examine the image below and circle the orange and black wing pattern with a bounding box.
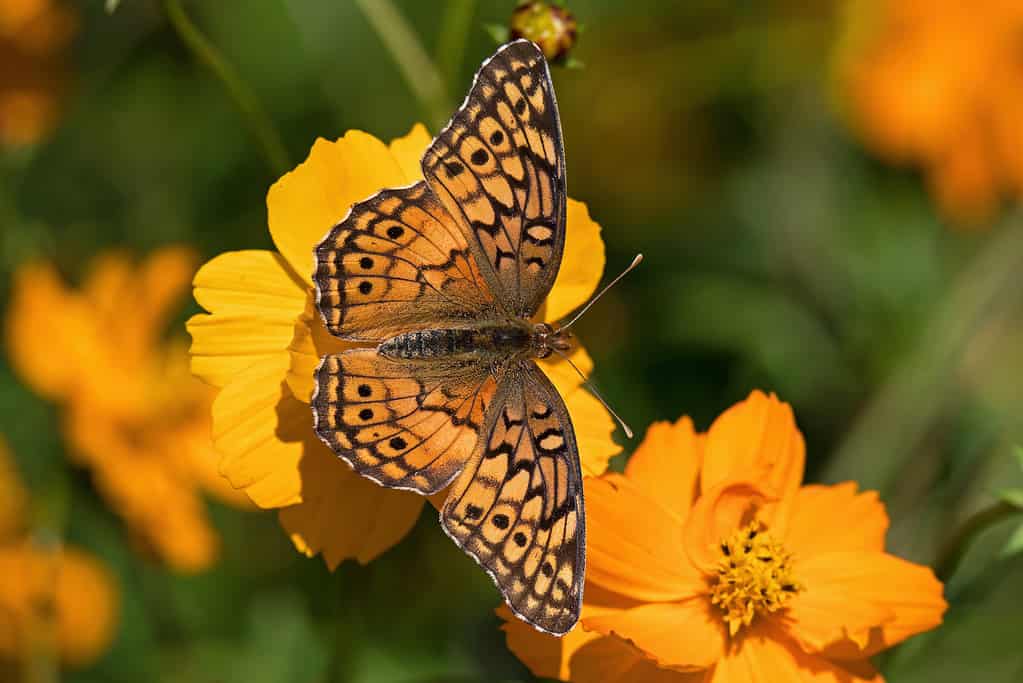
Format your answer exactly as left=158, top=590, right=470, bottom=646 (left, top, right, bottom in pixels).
left=422, top=40, right=566, bottom=319
left=441, top=361, right=584, bottom=634
left=314, top=181, right=497, bottom=342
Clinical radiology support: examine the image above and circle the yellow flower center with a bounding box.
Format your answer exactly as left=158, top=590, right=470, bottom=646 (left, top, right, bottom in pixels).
left=709, top=522, right=803, bottom=636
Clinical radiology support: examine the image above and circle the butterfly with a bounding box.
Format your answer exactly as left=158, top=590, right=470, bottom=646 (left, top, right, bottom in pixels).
left=311, top=39, right=586, bottom=635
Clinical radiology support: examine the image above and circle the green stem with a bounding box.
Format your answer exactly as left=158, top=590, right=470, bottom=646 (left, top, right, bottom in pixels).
left=824, top=216, right=1023, bottom=492
left=354, top=0, right=451, bottom=131
left=934, top=500, right=1019, bottom=583
left=162, top=0, right=291, bottom=175
left=436, top=0, right=477, bottom=90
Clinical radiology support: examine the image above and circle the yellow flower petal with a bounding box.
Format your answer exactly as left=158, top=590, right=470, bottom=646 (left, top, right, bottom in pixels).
left=286, top=298, right=356, bottom=403
left=543, top=199, right=606, bottom=324
left=211, top=352, right=309, bottom=508
left=279, top=444, right=424, bottom=569
left=388, top=123, right=432, bottom=181
left=189, top=250, right=308, bottom=387
left=267, top=131, right=410, bottom=282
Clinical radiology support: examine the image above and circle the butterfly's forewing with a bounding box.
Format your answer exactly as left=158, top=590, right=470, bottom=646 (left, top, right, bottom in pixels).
left=314, top=181, right=497, bottom=341
left=422, top=40, right=567, bottom=318
left=441, top=361, right=584, bottom=635
left=313, top=349, right=497, bottom=494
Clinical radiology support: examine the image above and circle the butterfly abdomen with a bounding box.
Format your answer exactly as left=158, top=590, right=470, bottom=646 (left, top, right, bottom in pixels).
left=378, top=324, right=532, bottom=360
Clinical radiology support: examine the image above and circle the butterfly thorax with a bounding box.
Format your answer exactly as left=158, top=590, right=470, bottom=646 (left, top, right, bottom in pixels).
left=377, top=321, right=569, bottom=361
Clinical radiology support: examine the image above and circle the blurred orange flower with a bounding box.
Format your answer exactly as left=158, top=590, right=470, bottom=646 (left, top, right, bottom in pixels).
left=187, top=124, right=620, bottom=569
left=5, top=247, right=251, bottom=573
left=0, top=436, right=118, bottom=668
left=836, top=0, right=1023, bottom=225
left=0, top=0, right=76, bottom=146
left=501, top=391, right=947, bottom=682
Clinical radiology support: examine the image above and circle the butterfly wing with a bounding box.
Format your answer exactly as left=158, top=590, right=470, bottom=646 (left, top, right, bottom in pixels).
left=422, top=39, right=566, bottom=319
left=313, top=349, right=497, bottom=494
left=314, top=180, right=497, bottom=341
left=441, top=360, right=584, bottom=634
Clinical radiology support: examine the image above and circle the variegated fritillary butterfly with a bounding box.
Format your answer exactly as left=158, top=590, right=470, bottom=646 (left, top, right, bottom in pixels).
left=311, top=40, right=586, bottom=635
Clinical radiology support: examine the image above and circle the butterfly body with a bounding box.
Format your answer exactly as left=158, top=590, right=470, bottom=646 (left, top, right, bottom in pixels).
left=312, top=40, right=586, bottom=635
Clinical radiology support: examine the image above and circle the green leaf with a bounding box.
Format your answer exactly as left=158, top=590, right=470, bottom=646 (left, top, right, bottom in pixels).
left=1000, top=522, right=1023, bottom=558
left=996, top=488, right=1023, bottom=508
left=484, top=23, right=510, bottom=45
left=105, top=0, right=121, bottom=13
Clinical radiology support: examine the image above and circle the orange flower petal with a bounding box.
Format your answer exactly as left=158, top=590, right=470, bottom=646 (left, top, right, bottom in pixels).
left=499, top=585, right=671, bottom=682
left=0, top=437, right=27, bottom=541
left=683, top=480, right=775, bottom=574
left=189, top=250, right=308, bottom=388
left=783, top=483, right=888, bottom=555
left=279, top=444, right=424, bottom=568
left=543, top=199, right=606, bottom=324
left=625, top=417, right=703, bottom=522
left=132, top=246, right=199, bottom=341
left=266, top=131, right=411, bottom=282
left=54, top=547, right=120, bottom=667
left=710, top=621, right=883, bottom=683
left=586, top=475, right=704, bottom=602
left=568, top=635, right=705, bottom=683
left=582, top=597, right=727, bottom=671
left=700, top=391, right=804, bottom=535
left=5, top=261, right=92, bottom=400
left=783, top=551, right=946, bottom=655
left=211, top=353, right=305, bottom=508
left=0, top=544, right=120, bottom=668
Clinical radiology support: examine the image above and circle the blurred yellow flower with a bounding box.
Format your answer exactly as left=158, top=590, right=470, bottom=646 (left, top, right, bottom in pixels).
left=188, top=124, right=620, bottom=569
left=509, top=1, right=579, bottom=64
left=0, top=437, right=119, bottom=668
left=836, top=0, right=1023, bottom=226
left=5, top=247, right=251, bottom=573
left=0, top=0, right=76, bottom=147
left=501, top=391, right=947, bottom=683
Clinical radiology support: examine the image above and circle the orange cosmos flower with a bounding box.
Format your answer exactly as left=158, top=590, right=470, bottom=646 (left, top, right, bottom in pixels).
left=501, top=391, right=947, bottom=682
left=836, top=0, right=1023, bottom=225
left=187, top=124, right=620, bottom=569
left=5, top=248, right=251, bottom=573
left=0, top=0, right=76, bottom=146
left=0, top=436, right=119, bottom=668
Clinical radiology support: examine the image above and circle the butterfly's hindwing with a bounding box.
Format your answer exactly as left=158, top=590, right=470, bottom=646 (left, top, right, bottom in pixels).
left=313, top=350, right=497, bottom=494
left=422, top=40, right=567, bottom=318
left=314, top=181, right=497, bottom=341
left=441, top=360, right=584, bottom=635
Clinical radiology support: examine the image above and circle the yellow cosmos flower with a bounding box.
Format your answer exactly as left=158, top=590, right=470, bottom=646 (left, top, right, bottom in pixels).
left=0, top=436, right=119, bottom=668
left=0, top=0, right=76, bottom=146
left=835, top=0, right=1023, bottom=225
left=5, top=248, right=251, bottom=573
left=187, top=124, right=620, bottom=569
left=501, top=391, right=947, bottom=683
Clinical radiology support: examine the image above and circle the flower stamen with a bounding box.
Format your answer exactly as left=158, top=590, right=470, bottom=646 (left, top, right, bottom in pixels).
left=710, top=521, right=803, bottom=636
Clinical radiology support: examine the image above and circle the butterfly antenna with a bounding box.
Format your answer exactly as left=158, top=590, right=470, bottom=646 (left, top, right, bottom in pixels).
left=551, top=347, right=634, bottom=439
left=557, top=254, right=643, bottom=332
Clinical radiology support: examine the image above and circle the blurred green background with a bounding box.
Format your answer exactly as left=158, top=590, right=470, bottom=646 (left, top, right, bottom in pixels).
left=2, top=1, right=1023, bottom=681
